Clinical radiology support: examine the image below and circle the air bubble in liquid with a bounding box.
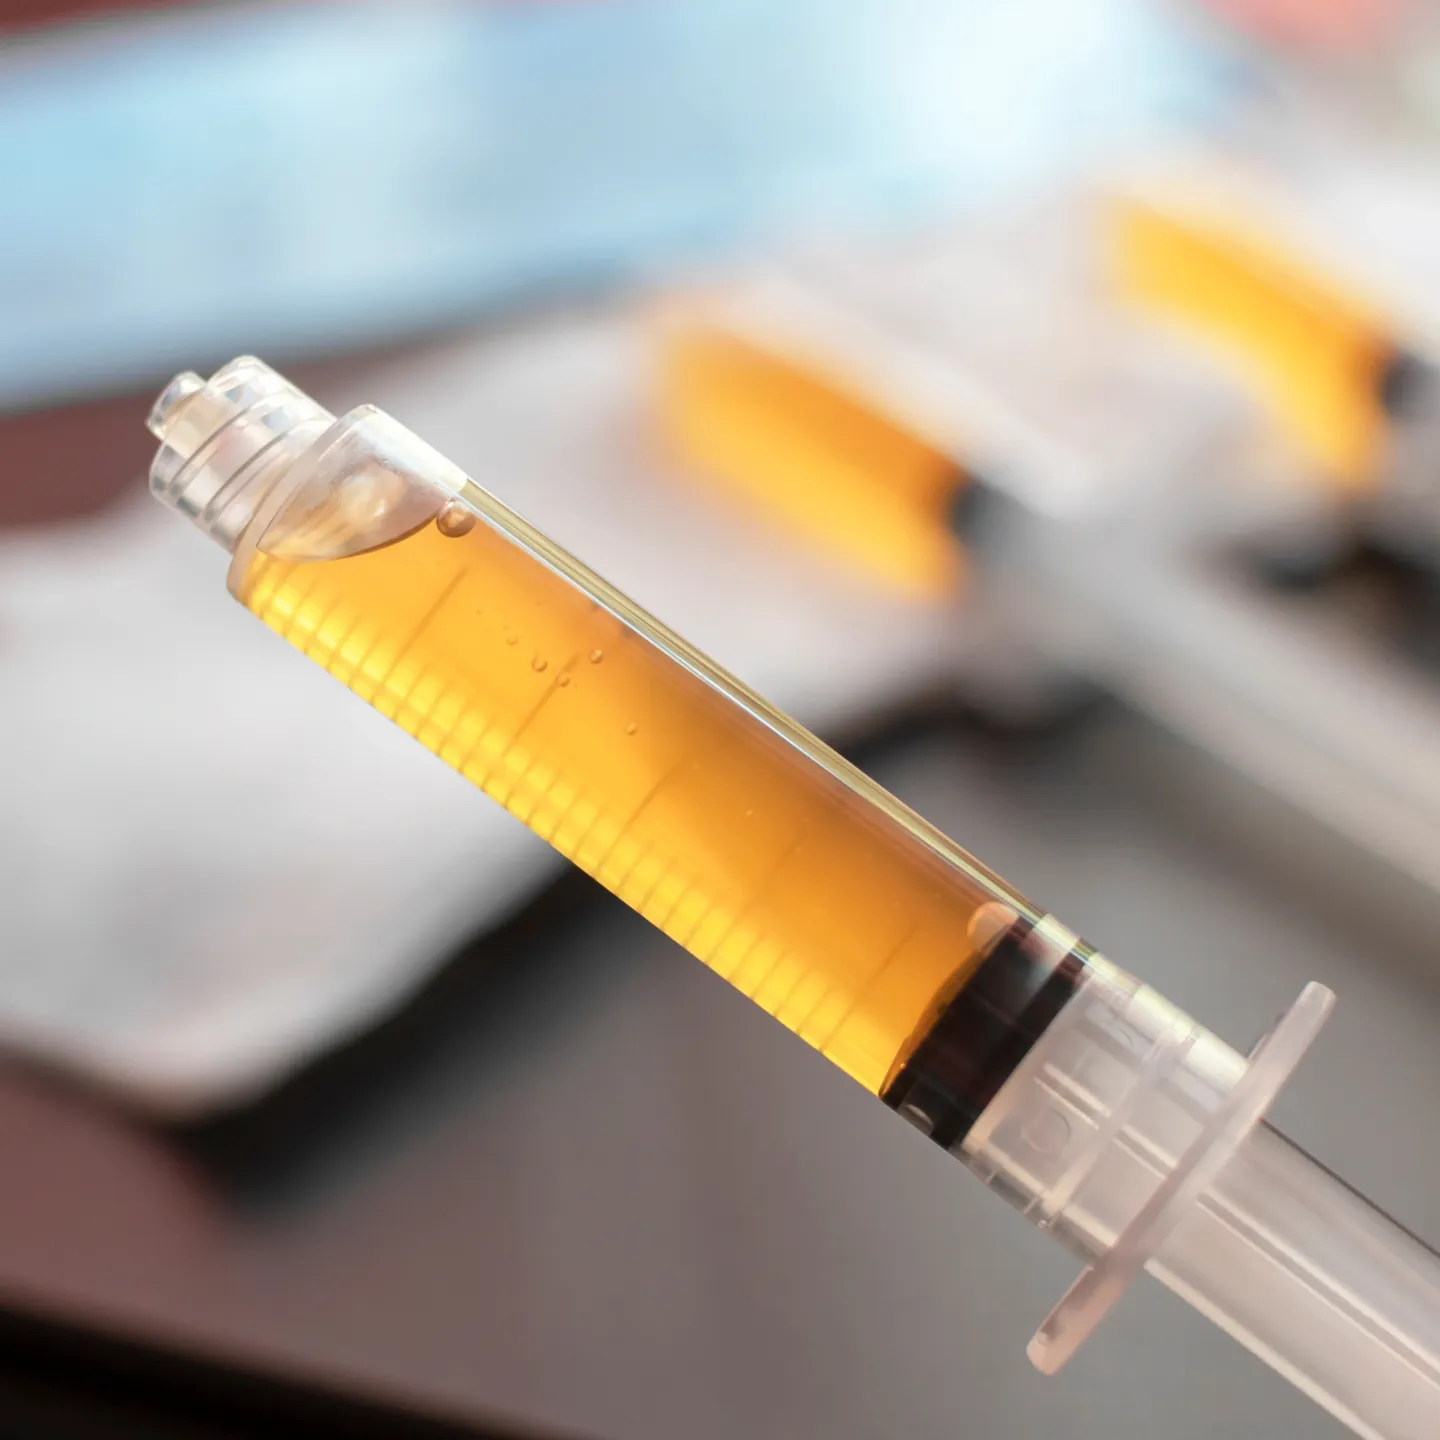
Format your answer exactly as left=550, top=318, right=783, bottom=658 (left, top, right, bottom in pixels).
left=436, top=501, right=476, bottom=538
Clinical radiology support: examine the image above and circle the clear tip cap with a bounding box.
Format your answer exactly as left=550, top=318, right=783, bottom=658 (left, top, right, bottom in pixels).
left=147, top=357, right=334, bottom=552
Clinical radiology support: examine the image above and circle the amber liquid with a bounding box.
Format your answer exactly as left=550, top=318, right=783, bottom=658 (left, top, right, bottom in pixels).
left=238, top=485, right=1037, bottom=1096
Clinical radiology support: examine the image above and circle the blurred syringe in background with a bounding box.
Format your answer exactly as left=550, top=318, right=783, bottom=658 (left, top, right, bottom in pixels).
left=653, top=171, right=1440, bottom=913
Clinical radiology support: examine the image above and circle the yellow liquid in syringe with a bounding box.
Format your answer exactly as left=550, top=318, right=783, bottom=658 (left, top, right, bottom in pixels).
left=239, top=493, right=1033, bottom=1096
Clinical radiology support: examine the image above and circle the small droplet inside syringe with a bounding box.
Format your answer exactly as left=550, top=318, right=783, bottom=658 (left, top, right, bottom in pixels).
left=436, top=500, right=476, bottom=538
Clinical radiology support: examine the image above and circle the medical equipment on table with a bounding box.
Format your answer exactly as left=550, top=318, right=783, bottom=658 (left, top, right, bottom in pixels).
left=1106, top=98, right=1440, bottom=572
left=147, top=356, right=1440, bottom=1439
left=655, top=202, right=1440, bottom=909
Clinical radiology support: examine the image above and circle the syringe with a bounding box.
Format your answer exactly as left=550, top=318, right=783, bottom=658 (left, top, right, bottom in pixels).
left=147, top=357, right=1440, bottom=1438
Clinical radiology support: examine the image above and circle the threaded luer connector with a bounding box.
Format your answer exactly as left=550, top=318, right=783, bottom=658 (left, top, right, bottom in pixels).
left=147, top=357, right=334, bottom=553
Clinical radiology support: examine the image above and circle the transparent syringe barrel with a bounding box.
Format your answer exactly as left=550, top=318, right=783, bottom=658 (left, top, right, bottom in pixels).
left=148, top=359, right=1440, bottom=1439
left=147, top=357, right=1081, bottom=1114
